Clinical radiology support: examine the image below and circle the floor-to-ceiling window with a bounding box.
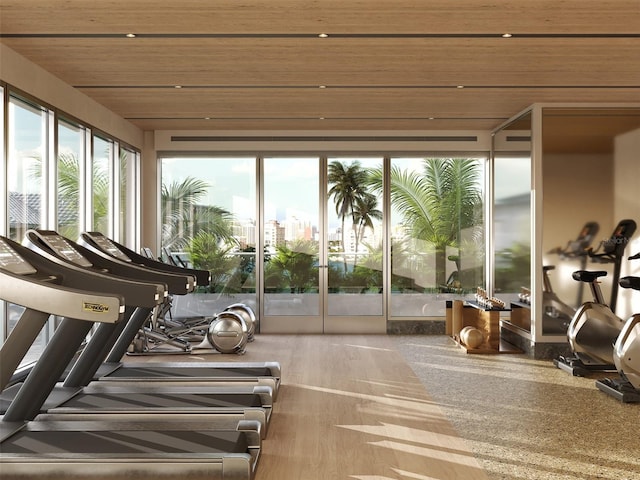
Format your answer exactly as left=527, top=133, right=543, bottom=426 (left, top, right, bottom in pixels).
left=118, top=146, right=140, bottom=246
left=92, top=134, right=113, bottom=235
left=389, top=156, right=486, bottom=319
left=57, top=119, right=86, bottom=240
left=160, top=156, right=258, bottom=317
left=7, top=95, right=47, bottom=242
left=6, top=94, right=50, bottom=365
left=0, top=87, right=141, bottom=366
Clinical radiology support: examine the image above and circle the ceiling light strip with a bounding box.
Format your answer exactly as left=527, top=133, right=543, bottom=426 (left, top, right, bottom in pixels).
left=169, top=135, right=480, bottom=142
left=126, top=116, right=506, bottom=121
left=3, top=33, right=640, bottom=39
left=78, top=85, right=640, bottom=89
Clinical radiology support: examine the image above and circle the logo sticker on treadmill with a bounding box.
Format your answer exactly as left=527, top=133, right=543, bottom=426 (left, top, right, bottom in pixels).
left=83, top=302, right=110, bottom=313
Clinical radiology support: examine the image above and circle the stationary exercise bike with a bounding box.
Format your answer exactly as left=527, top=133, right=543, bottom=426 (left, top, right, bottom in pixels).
left=542, top=222, right=599, bottom=333
left=540, top=265, right=577, bottom=334
left=439, top=255, right=462, bottom=293
left=587, top=219, right=637, bottom=314
left=595, top=252, right=640, bottom=402
left=553, top=219, right=636, bottom=376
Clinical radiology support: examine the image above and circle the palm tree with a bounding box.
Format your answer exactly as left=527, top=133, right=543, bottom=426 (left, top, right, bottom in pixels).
left=29, top=151, right=111, bottom=238
left=353, top=192, right=382, bottom=257
left=368, top=158, right=482, bottom=287
left=186, top=231, right=239, bottom=292
left=264, top=239, right=319, bottom=293
left=161, top=177, right=239, bottom=277
left=161, top=177, right=210, bottom=250
left=55, top=151, right=82, bottom=238
left=327, top=160, right=370, bottom=271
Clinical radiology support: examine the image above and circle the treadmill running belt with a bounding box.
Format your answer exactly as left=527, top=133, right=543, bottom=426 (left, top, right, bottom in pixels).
left=107, top=366, right=273, bottom=378
left=2, top=429, right=248, bottom=454
left=60, top=392, right=264, bottom=409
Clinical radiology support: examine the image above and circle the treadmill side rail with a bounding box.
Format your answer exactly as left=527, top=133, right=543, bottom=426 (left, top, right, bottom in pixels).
left=0, top=453, right=255, bottom=480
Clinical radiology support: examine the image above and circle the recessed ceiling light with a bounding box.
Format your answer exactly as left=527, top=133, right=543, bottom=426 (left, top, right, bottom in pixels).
left=204, top=117, right=211, bottom=120
left=318, top=33, right=329, bottom=38
left=174, top=85, right=183, bottom=89
left=319, top=117, right=325, bottom=120
left=428, top=117, right=435, bottom=120
left=502, top=33, right=513, bottom=38
left=456, top=85, right=465, bottom=89
left=125, top=33, right=136, bottom=38
left=319, top=85, right=326, bottom=89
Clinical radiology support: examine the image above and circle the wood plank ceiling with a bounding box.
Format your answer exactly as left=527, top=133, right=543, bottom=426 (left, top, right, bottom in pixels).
left=1, top=0, right=639, bottom=133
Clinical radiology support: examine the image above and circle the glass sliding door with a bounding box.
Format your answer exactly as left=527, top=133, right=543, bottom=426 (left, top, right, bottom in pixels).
left=261, top=157, right=322, bottom=332
left=158, top=153, right=487, bottom=333
left=325, top=156, right=385, bottom=332
left=389, top=156, right=485, bottom=318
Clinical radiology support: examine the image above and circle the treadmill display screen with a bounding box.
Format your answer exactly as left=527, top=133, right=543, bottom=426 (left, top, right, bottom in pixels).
left=0, top=238, right=37, bottom=275
left=38, top=233, right=93, bottom=268
left=86, top=232, right=131, bottom=262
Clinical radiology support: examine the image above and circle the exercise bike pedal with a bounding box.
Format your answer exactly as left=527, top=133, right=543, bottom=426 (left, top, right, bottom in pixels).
left=595, top=377, right=640, bottom=403
left=553, top=355, right=614, bottom=377
left=554, top=356, right=588, bottom=376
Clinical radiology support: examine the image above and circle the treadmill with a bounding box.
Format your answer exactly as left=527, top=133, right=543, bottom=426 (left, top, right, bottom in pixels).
left=77, top=231, right=280, bottom=397
left=4, top=230, right=273, bottom=431
left=0, top=235, right=261, bottom=479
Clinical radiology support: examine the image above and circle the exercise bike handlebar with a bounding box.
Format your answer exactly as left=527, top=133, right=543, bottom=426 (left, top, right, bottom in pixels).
left=619, top=276, right=640, bottom=291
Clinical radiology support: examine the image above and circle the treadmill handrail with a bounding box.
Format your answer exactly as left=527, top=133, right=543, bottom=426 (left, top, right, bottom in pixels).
left=81, top=231, right=211, bottom=287
left=20, top=233, right=164, bottom=308
left=24, top=230, right=180, bottom=303
left=34, top=231, right=196, bottom=295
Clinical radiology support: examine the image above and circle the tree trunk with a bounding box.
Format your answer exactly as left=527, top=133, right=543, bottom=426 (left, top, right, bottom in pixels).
left=435, top=246, right=447, bottom=288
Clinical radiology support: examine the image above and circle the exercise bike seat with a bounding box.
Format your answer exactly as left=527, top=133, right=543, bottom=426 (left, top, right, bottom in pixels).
left=543, top=265, right=556, bottom=272
left=619, top=276, right=640, bottom=291
left=572, top=270, right=608, bottom=283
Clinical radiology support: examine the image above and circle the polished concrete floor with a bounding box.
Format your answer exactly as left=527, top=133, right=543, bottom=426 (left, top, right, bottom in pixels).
left=394, top=335, right=640, bottom=480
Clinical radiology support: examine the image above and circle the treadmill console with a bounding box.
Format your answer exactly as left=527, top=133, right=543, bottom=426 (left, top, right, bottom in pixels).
left=84, top=232, right=131, bottom=262
left=0, top=237, right=37, bottom=275
left=33, top=231, right=93, bottom=268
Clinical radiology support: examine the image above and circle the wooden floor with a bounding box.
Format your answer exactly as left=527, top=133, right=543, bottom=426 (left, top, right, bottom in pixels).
left=131, top=335, right=489, bottom=480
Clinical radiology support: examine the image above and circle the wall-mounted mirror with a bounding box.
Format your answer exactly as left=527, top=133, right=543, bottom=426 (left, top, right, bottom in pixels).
left=541, top=107, right=640, bottom=336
